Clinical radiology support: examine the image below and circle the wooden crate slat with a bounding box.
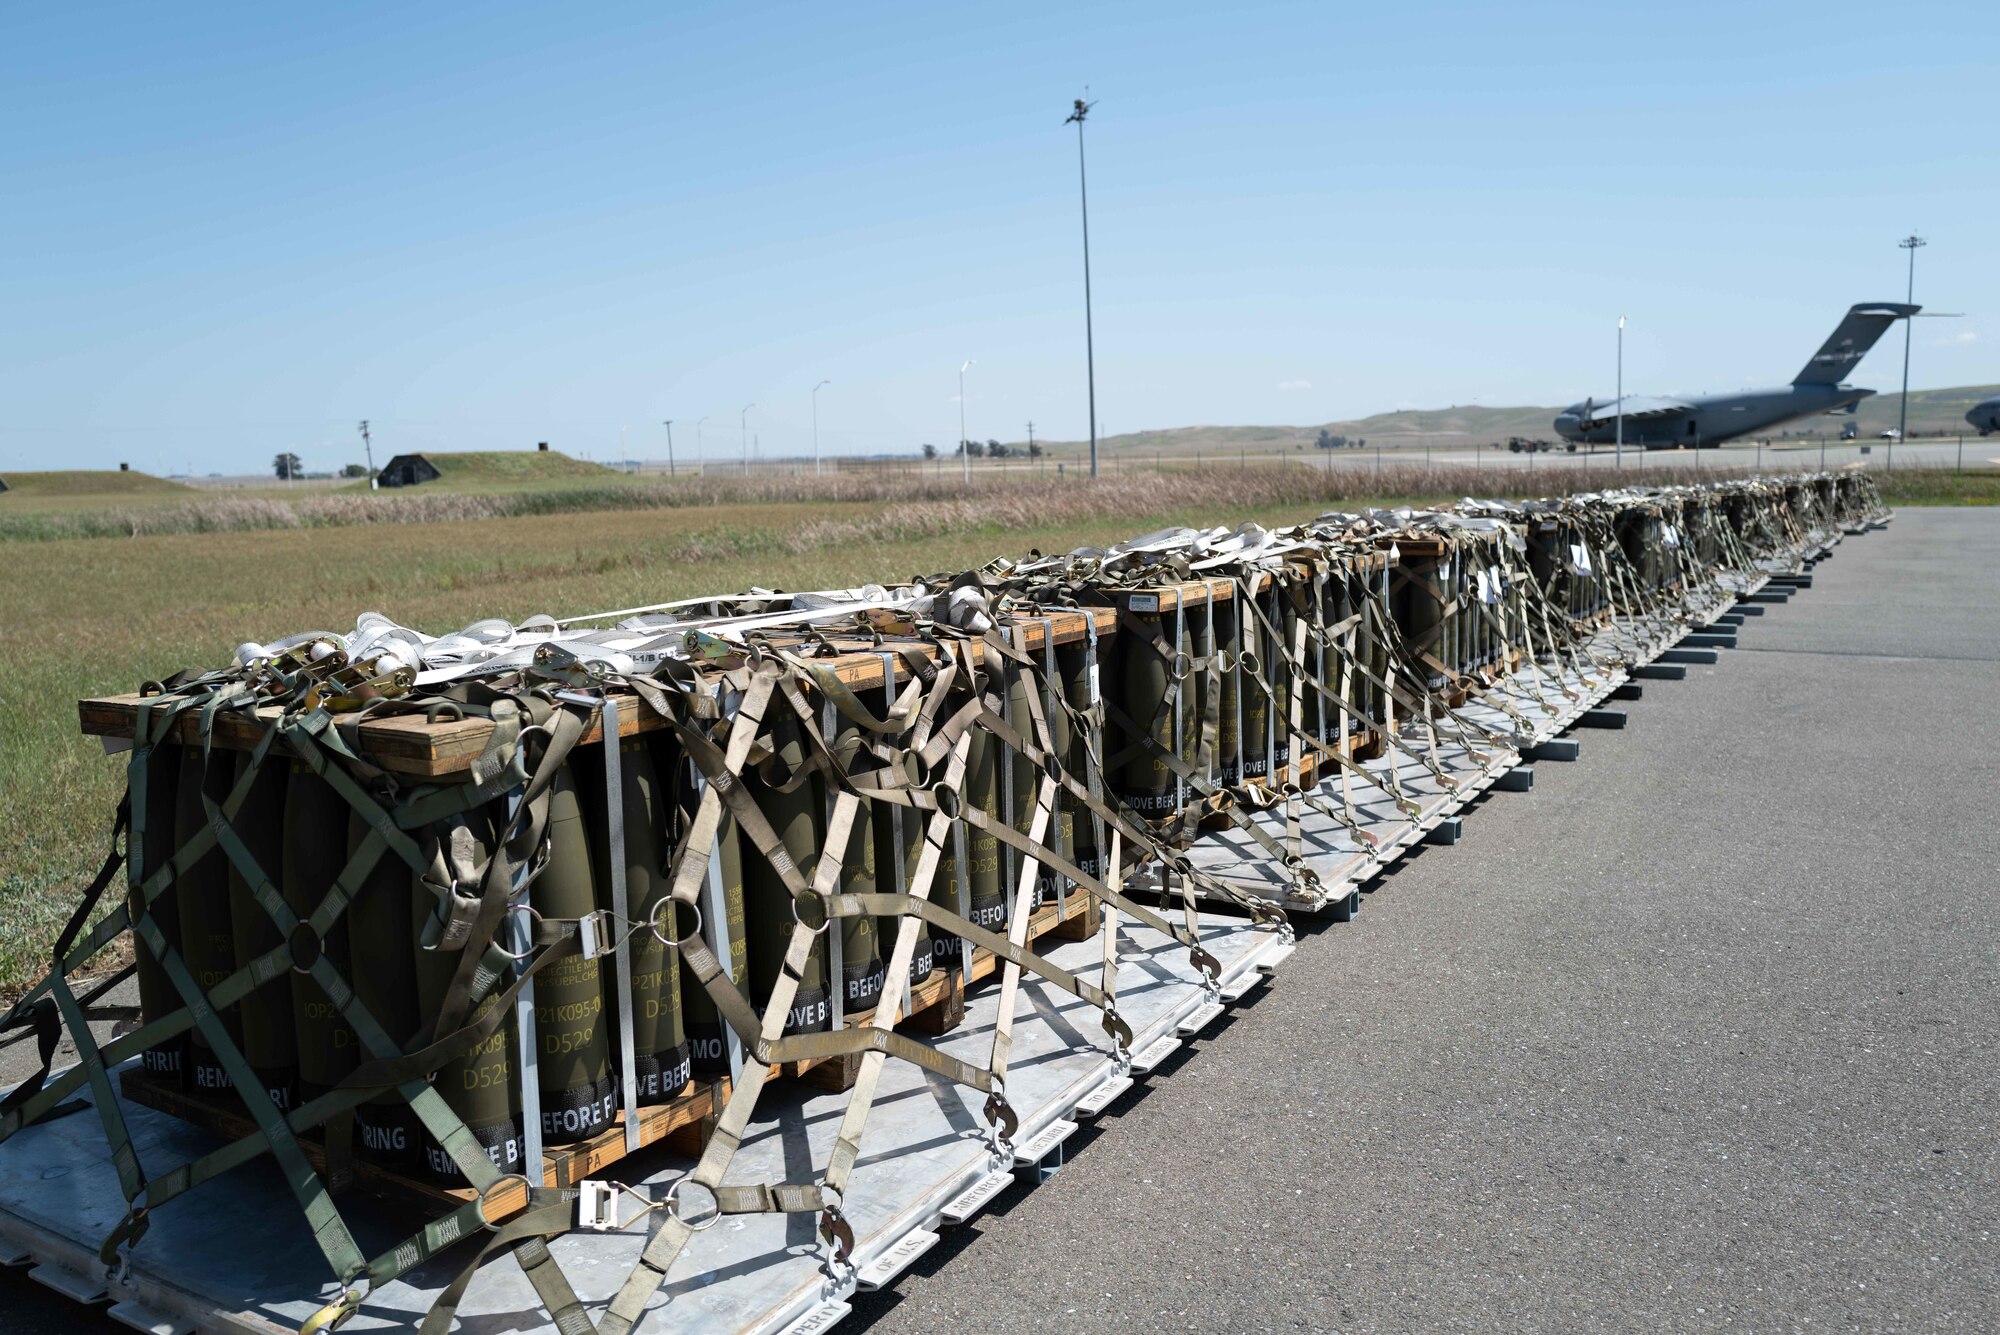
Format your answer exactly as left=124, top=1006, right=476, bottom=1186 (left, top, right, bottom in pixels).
left=76, top=607, right=1117, bottom=777
left=119, top=1068, right=718, bottom=1223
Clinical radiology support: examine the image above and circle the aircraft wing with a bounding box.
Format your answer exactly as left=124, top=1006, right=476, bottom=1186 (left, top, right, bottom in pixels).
left=1582, top=395, right=1690, bottom=424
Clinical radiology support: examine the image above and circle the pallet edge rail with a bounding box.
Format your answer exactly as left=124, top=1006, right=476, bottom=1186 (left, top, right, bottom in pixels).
left=0, top=470, right=1887, bottom=1335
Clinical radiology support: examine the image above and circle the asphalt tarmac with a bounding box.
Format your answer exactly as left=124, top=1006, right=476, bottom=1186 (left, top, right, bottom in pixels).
left=851, top=505, right=2000, bottom=1334
left=2, top=507, right=1993, bottom=1334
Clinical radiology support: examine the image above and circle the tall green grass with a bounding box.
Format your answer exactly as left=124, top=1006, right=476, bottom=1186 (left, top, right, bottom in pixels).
left=0, top=460, right=1789, bottom=541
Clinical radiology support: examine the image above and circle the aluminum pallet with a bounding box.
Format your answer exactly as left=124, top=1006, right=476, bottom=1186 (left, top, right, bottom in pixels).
left=1168, top=574, right=1770, bottom=915
left=0, top=914, right=1292, bottom=1335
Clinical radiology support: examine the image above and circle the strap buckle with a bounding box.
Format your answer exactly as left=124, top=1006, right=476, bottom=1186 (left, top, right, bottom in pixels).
left=577, top=1180, right=621, bottom=1232
left=575, top=908, right=617, bottom=961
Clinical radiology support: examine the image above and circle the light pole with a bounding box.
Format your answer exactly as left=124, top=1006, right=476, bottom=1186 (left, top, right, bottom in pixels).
left=662, top=420, right=675, bottom=477
left=740, top=404, right=755, bottom=475
left=694, top=416, right=707, bottom=475
left=958, top=360, right=974, bottom=482
left=812, top=380, right=831, bottom=476
left=358, top=419, right=376, bottom=489
left=1615, top=316, right=1625, bottom=469
left=1898, top=234, right=1925, bottom=450
left=1065, top=96, right=1101, bottom=478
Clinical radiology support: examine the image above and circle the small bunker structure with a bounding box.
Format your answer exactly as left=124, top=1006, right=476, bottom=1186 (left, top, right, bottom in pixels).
left=377, top=453, right=441, bottom=488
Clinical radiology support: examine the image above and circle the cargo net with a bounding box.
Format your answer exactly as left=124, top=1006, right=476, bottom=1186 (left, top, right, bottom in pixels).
left=0, top=473, right=1883, bottom=1332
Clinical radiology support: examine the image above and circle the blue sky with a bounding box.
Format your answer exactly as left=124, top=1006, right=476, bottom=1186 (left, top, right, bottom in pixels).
left=3, top=1, right=1992, bottom=474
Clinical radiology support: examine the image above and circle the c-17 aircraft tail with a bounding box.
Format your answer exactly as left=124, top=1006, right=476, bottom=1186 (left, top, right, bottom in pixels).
left=1792, top=303, right=1920, bottom=386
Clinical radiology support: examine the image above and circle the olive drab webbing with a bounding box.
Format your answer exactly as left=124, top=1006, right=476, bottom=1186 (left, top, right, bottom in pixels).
left=573, top=737, right=692, bottom=1105
left=347, top=791, right=424, bottom=1163
left=0, top=472, right=1882, bottom=1335
left=531, top=766, right=617, bottom=1144
left=960, top=715, right=1006, bottom=932
left=830, top=711, right=887, bottom=1018
left=130, top=740, right=185, bottom=1082
left=740, top=707, right=833, bottom=1035
left=283, top=757, right=358, bottom=1107
left=227, top=750, right=296, bottom=1111
left=411, top=807, right=526, bottom=1186
left=865, top=656, right=937, bottom=991
left=675, top=755, right=749, bottom=1075
left=174, top=745, right=241, bottom=1096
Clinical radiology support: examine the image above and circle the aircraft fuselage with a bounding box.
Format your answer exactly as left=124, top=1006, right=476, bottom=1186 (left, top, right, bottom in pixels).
left=1969, top=396, right=2000, bottom=437
left=1553, top=384, right=1875, bottom=449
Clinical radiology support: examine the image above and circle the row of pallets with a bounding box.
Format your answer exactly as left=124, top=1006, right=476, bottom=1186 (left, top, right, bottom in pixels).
left=0, top=471, right=1885, bottom=1335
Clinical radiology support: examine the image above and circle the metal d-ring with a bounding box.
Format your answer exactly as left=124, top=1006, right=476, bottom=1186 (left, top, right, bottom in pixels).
left=791, top=891, right=833, bottom=937
left=498, top=904, right=543, bottom=961
left=647, top=897, right=705, bottom=950
left=288, top=922, right=326, bottom=975
left=663, top=1176, right=721, bottom=1231
left=475, top=1173, right=534, bottom=1230
left=931, top=784, right=962, bottom=820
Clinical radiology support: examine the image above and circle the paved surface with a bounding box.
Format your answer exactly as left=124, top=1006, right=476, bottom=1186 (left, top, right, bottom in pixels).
left=2, top=508, right=1994, bottom=1333
left=850, top=506, right=2000, bottom=1334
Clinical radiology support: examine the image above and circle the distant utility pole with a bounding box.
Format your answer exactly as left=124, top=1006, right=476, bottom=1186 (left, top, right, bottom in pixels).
left=741, top=404, right=755, bottom=475
left=812, top=379, right=831, bottom=476
left=1615, top=316, right=1625, bottom=469
left=695, top=416, right=708, bottom=474
left=1065, top=95, right=1101, bottom=479
left=358, top=420, right=376, bottom=489
left=1026, top=420, right=1035, bottom=454
left=662, top=420, right=675, bottom=476
left=959, top=360, right=974, bottom=482
left=1898, top=233, right=1926, bottom=448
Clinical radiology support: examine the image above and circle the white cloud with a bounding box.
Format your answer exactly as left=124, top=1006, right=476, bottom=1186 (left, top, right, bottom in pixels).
left=1275, top=379, right=1312, bottom=391
left=1932, top=329, right=1977, bottom=347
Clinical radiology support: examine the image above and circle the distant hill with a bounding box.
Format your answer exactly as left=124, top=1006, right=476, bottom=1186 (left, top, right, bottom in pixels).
left=0, top=468, right=191, bottom=498
left=1020, top=384, right=2000, bottom=456
left=1849, top=384, right=2000, bottom=438
left=352, top=449, right=620, bottom=491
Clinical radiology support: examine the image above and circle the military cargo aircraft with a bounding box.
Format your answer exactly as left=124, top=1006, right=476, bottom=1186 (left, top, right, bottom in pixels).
left=1968, top=395, right=2000, bottom=436
left=1553, top=303, right=1918, bottom=449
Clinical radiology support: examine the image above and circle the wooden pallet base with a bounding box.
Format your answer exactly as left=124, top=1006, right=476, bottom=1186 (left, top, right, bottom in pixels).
left=119, top=1067, right=719, bottom=1223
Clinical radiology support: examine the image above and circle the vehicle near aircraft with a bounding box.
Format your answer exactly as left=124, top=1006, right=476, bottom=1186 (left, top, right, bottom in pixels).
left=1505, top=435, right=1573, bottom=454
left=1969, top=395, right=2000, bottom=436
left=1553, top=302, right=1918, bottom=449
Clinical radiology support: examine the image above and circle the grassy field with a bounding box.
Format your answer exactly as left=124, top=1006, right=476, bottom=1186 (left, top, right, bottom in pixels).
left=5, top=452, right=1995, bottom=543
left=0, top=468, right=192, bottom=508
left=0, top=461, right=1991, bottom=997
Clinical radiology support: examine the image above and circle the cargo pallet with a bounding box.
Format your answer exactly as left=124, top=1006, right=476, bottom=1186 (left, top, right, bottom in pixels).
left=1167, top=566, right=1778, bottom=915
left=0, top=913, right=1291, bottom=1335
